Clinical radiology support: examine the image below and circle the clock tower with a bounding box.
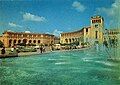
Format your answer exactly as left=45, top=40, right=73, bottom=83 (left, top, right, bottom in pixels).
left=90, top=16, right=104, bottom=44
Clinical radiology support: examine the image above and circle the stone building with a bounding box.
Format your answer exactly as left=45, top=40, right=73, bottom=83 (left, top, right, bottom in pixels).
left=104, top=29, right=120, bottom=40
left=54, top=37, right=60, bottom=44
left=60, top=28, right=83, bottom=45
left=0, top=31, right=55, bottom=47
left=90, top=16, right=104, bottom=44
left=103, top=29, right=120, bottom=58
left=103, top=29, right=120, bottom=45
left=60, top=15, right=104, bottom=45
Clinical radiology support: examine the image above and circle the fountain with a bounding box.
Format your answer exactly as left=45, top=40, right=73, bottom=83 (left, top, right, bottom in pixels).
left=106, top=28, right=120, bottom=62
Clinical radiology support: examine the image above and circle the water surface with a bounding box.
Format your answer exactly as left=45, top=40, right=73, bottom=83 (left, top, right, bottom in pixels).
left=0, top=48, right=120, bottom=85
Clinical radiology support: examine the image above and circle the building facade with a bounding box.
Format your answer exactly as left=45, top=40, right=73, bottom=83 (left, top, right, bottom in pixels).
left=60, top=28, right=84, bottom=45
left=104, top=29, right=120, bottom=46
left=54, top=37, right=60, bottom=44
left=60, top=15, right=104, bottom=45
left=0, top=31, right=55, bottom=47
left=103, top=29, right=120, bottom=58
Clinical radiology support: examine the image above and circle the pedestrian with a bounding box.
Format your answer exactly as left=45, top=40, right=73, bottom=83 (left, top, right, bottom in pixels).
left=40, top=46, right=43, bottom=53
left=13, top=47, right=16, bottom=53
left=11, top=46, right=14, bottom=52
left=103, top=40, right=108, bottom=48
left=43, top=46, right=46, bottom=52
left=1, top=47, right=6, bottom=55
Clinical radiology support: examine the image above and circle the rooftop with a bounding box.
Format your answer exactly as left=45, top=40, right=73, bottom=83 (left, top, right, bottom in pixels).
left=61, top=26, right=90, bottom=34
left=3, top=30, right=54, bottom=36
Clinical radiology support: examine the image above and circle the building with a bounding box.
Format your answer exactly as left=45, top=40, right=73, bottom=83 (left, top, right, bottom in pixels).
left=104, top=29, right=120, bottom=46
left=90, top=16, right=104, bottom=44
left=103, top=29, right=120, bottom=58
left=104, top=29, right=120, bottom=40
left=0, top=31, right=55, bottom=47
left=54, top=36, right=60, bottom=44
left=60, top=28, right=84, bottom=45
left=60, top=15, right=104, bottom=45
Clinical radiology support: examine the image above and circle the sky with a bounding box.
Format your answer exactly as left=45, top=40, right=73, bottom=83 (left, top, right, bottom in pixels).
left=0, top=0, right=120, bottom=36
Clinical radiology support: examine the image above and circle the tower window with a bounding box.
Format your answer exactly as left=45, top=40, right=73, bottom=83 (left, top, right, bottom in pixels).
left=86, top=28, right=88, bottom=32
left=92, top=20, right=95, bottom=23
left=95, top=31, right=98, bottom=39
left=99, top=20, right=101, bottom=23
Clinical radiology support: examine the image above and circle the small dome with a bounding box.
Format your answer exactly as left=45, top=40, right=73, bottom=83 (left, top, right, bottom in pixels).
left=25, top=31, right=31, bottom=33
left=7, top=30, right=13, bottom=32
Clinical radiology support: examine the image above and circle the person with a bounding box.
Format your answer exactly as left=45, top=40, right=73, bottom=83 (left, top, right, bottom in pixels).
left=1, top=47, right=6, bottom=55
left=13, top=47, right=17, bottom=53
left=43, top=46, right=46, bottom=52
left=11, top=46, right=14, bottom=52
left=103, top=40, right=108, bottom=48
left=40, top=46, right=43, bottom=53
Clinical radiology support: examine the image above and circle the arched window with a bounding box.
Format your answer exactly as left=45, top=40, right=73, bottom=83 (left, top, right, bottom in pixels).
left=95, top=31, right=98, bottom=39
left=29, top=40, right=32, bottom=43
left=38, top=40, right=40, bottom=43
left=9, top=39, right=12, bottom=47
left=65, top=39, right=68, bottom=43
left=72, top=38, right=74, bottom=42
left=69, top=39, right=71, bottom=43
left=23, top=39, right=27, bottom=44
left=33, top=40, right=36, bottom=43
left=13, top=40, right=16, bottom=44
left=18, top=40, right=21, bottom=44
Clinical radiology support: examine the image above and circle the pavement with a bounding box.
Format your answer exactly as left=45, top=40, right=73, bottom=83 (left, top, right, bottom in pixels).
left=0, top=47, right=90, bottom=58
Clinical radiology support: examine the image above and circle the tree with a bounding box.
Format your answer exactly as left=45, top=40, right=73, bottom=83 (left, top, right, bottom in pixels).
left=0, top=40, right=4, bottom=48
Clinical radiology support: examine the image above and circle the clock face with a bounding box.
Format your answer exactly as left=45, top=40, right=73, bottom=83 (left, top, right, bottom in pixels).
left=95, top=24, right=99, bottom=28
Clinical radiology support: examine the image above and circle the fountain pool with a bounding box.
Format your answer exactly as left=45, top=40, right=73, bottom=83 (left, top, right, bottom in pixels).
left=0, top=48, right=120, bottom=85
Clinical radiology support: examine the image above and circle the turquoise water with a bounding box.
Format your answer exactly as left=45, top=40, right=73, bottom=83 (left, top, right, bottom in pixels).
left=0, top=48, right=120, bottom=85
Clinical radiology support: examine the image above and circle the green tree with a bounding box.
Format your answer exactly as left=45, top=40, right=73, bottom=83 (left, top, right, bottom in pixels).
left=0, top=40, right=4, bottom=47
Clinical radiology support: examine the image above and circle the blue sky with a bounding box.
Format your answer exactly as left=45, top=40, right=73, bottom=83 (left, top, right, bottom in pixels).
left=0, top=0, right=119, bottom=36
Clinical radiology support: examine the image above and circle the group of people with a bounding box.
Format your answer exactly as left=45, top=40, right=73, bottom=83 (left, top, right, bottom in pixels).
left=103, top=39, right=118, bottom=48
left=1, top=46, right=19, bottom=55
left=94, top=39, right=118, bottom=51
left=10, top=46, right=19, bottom=54
left=1, top=47, right=6, bottom=55
left=39, top=46, right=45, bottom=53
left=1, top=45, right=46, bottom=55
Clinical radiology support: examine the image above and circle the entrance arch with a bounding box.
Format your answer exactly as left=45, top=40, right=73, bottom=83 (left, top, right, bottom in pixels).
left=65, top=39, right=68, bottom=43
left=13, top=40, right=17, bottom=45
left=38, top=40, right=40, bottom=43
left=33, top=40, right=36, bottom=43
left=18, top=40, right=21, bottom=44
left=9, top=39, right=12, bottom=47
left=23, top=39, right=27, bottom=44
left=29, top=40, right=32, bottom=43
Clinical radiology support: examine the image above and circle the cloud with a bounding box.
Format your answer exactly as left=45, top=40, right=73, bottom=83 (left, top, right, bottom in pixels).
left=72, top=1, right=86, bottom=12
left=23, top=13, right=47, bottom=22
left=96, top=0, right=120, bottom=28
left=9, top=22, right=22, bottom=28
left=53, top=29, right=62, bottom=37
